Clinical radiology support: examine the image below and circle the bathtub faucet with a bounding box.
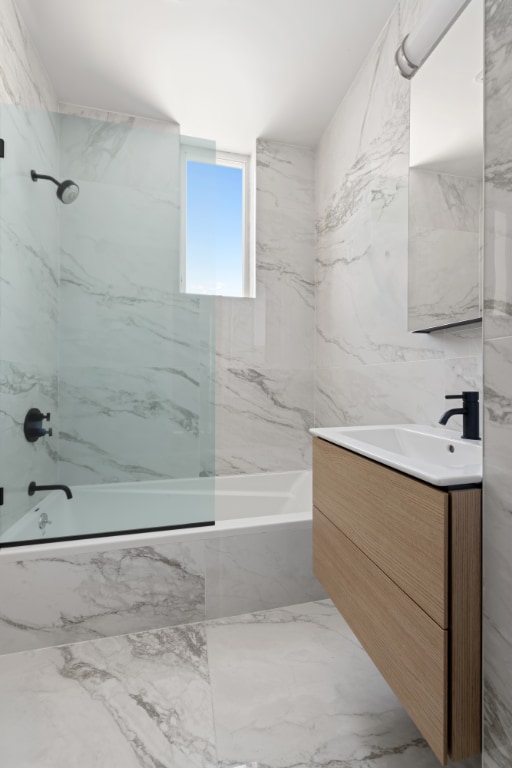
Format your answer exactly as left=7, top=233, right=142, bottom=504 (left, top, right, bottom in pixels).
left=28, top=481, right=73, bottom=500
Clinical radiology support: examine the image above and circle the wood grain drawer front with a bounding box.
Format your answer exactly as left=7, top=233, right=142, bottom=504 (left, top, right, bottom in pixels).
left=313, top=437, right=449, bottom=628
left=314, top=509, right=448, bottom=765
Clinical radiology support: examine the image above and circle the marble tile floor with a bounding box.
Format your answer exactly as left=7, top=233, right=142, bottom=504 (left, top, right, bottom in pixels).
left=0, top=599, right=473, bottom=768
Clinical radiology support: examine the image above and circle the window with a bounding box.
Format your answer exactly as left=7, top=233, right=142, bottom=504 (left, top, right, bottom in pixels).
left=181, top=145, right=253, bottom=297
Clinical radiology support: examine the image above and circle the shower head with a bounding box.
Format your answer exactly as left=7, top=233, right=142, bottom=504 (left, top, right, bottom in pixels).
left=31, top=170, right=79, bottom=204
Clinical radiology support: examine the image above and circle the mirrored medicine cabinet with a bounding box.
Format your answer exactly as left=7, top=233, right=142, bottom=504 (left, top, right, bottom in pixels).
left=408, top=0, right=483, bottom=333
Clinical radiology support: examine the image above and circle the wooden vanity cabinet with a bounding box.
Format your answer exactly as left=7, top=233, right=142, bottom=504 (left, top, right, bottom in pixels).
left=312, top=436, right=482, bottom=765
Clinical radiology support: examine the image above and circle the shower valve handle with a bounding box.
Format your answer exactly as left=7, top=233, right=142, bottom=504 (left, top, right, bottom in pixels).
left=24, top=408, right=52, bottom=442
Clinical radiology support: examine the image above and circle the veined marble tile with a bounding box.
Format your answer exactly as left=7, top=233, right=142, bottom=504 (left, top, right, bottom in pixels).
left=0, top=421, right=57, bottom=536
left=316, top=177, right=445, bottom=369
left=60, top=217, right=202, bottom=367
left=58, top=364, right=204, bottom=484
left=443, top=325, right=484, bottom=360
left=0, top=622, right=216, bottom=768
left=314, top=360, right=446, bottom=429
left=484, top=0, right=512, bottom=341
left=0, top=2, right=60, bottom=536
left=314, top=0, right=482, bottom=462
left=214, top=139, right=315, bottom=474
left=216, top=140, right=315, bottom=371
left=482, top=336, right=512, bottom=768
left=217, top=277, right=314, bottom=371
left=483, top=6, right=512, bottom=763
left=0, top=105, right=60, bottom=368
left=485, top=0, right=512, bottom=195
left=59, top=111, right=181, bottom=192
left=0, top=361, right=58, bottom=533
left=0, top=359, right=57, bottom=431
left=59, top=178, right=180, bottom=292
left=484, top=183, right=512, bottom=340
left=257, top=140, right=315, bottom=215
left=205, top=527, right=325, bottom=620
left=315, top=8, right=406, bottom=223
left=0, top=0, right=57, bottom=109
left=207, top=600, right=441, bottom=768
left=215, top=365, right=313, bottom=475
left=0, top=541, right=205, bottom=654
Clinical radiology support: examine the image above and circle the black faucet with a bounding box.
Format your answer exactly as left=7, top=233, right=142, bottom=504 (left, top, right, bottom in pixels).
left=28, top=481, right=73, bottom=500
left=439, top=391, right=480, bottom=440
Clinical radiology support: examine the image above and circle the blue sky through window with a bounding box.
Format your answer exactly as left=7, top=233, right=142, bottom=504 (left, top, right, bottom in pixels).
left=186, top=160, right=244, bottom=296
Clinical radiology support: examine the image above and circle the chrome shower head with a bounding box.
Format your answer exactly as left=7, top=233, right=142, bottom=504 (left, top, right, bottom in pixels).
left=31, top=170, right=79, bottom=204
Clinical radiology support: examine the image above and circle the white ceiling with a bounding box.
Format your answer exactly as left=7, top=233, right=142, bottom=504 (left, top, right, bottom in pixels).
left=17, top=0, right=397, bottom=153
left=409, top=0, right=483, bottom=177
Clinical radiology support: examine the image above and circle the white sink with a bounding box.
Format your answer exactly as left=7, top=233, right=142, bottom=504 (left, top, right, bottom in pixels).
left=310, top=424, right=482, bottom=486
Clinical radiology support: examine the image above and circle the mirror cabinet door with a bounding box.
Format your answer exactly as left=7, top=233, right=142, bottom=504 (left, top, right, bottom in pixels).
left=408, top=0, right=483, bottom=333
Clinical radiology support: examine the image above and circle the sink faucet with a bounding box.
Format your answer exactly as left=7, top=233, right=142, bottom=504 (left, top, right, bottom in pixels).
left=28, top=481, right=73, bottom=500
left=439, top=391, right=480, bottom=440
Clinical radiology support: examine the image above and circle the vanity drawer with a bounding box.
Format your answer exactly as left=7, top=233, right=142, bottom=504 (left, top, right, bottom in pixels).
left=313, top=437, right=449, bottom=628
left=314, top=508, right=448, bottom=765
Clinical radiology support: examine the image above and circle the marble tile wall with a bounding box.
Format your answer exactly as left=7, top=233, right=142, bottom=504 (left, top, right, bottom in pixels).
left=215, top=139, right=316, bottom=475
left=409, top=169, right=482, bottom=331
left=56, top=106, right=216, bottom=485
left=482, top=1, right=512, bottom=766
left=314, top=0, right=482, bottom=434
left=0, top=0, right=59, bottom=533
left=56, top=127, right=314, bottom=483
left=0, top=520, right=324, bottom=654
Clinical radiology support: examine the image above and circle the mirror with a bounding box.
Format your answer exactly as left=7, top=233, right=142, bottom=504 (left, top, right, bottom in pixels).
left=408, top=0, right=483, bottom=333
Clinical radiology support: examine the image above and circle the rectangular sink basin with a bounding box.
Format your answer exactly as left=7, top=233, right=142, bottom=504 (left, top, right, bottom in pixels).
left=310, top=424, right=482, bottom=486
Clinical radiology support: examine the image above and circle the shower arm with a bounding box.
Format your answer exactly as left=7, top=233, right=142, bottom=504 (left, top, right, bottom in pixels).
left=30, top=171, right=60, bottom=186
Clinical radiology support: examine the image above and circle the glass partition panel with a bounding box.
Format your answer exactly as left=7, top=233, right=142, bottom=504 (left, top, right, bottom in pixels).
left=0, top=107, right=217, bottom=546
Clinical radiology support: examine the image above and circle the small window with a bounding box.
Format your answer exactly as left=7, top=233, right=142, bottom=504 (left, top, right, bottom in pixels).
left=181, top=146, right=253, bottom=297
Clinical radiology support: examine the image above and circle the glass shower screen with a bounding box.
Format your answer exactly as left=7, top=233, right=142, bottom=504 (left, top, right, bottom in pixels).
left=0, top=107, right=217, bottom=546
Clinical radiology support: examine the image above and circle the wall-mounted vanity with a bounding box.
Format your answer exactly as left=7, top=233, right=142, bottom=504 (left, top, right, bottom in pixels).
left=311, top=425, right=482, bottom=765
left=408, top=0, right=483, bottom=333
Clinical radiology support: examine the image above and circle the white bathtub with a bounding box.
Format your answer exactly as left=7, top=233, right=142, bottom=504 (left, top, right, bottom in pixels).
left=0, top=471, right=324, bottom=655
left=1, top=470, right=312, bottom=547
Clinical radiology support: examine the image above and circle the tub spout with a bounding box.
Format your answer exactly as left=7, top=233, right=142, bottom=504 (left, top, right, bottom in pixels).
left=28, top=481, right=73, bottom=500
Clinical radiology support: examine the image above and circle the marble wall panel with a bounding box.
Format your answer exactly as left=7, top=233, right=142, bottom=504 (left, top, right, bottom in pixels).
left=205, top=524, right=326, bottom=620
left=59, top=110, right=180, bottom=192
left=215, top=139, right=315, bottom=475
left=314, top=0, right=482, bottom=435
left=56, top=106, right=215, bottom=486
left=484, top=0, right=512, bottom=342
left=483, top=3, right=512, bottom=765
left=0, top=541, right=206, bottom=654
left=0, top=361, right=58, bottom=533
left=482, top=337, right=512, bottom=768
left=0, top=0, right=56, bottom=110
left=315, top=359, right=446, bottom=430
left=58, top=364, right=202, bottom=485
left=0, top=521, right=323, bottom=654
left=0, top=0, right=60, bottom=532
left=215, top=364, right=313, bottom=475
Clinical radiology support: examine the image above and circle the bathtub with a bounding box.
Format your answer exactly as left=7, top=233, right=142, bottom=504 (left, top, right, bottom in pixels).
left=0, top=471, right=325, bottom=655
left=1, top=470, right=311, bottom=546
